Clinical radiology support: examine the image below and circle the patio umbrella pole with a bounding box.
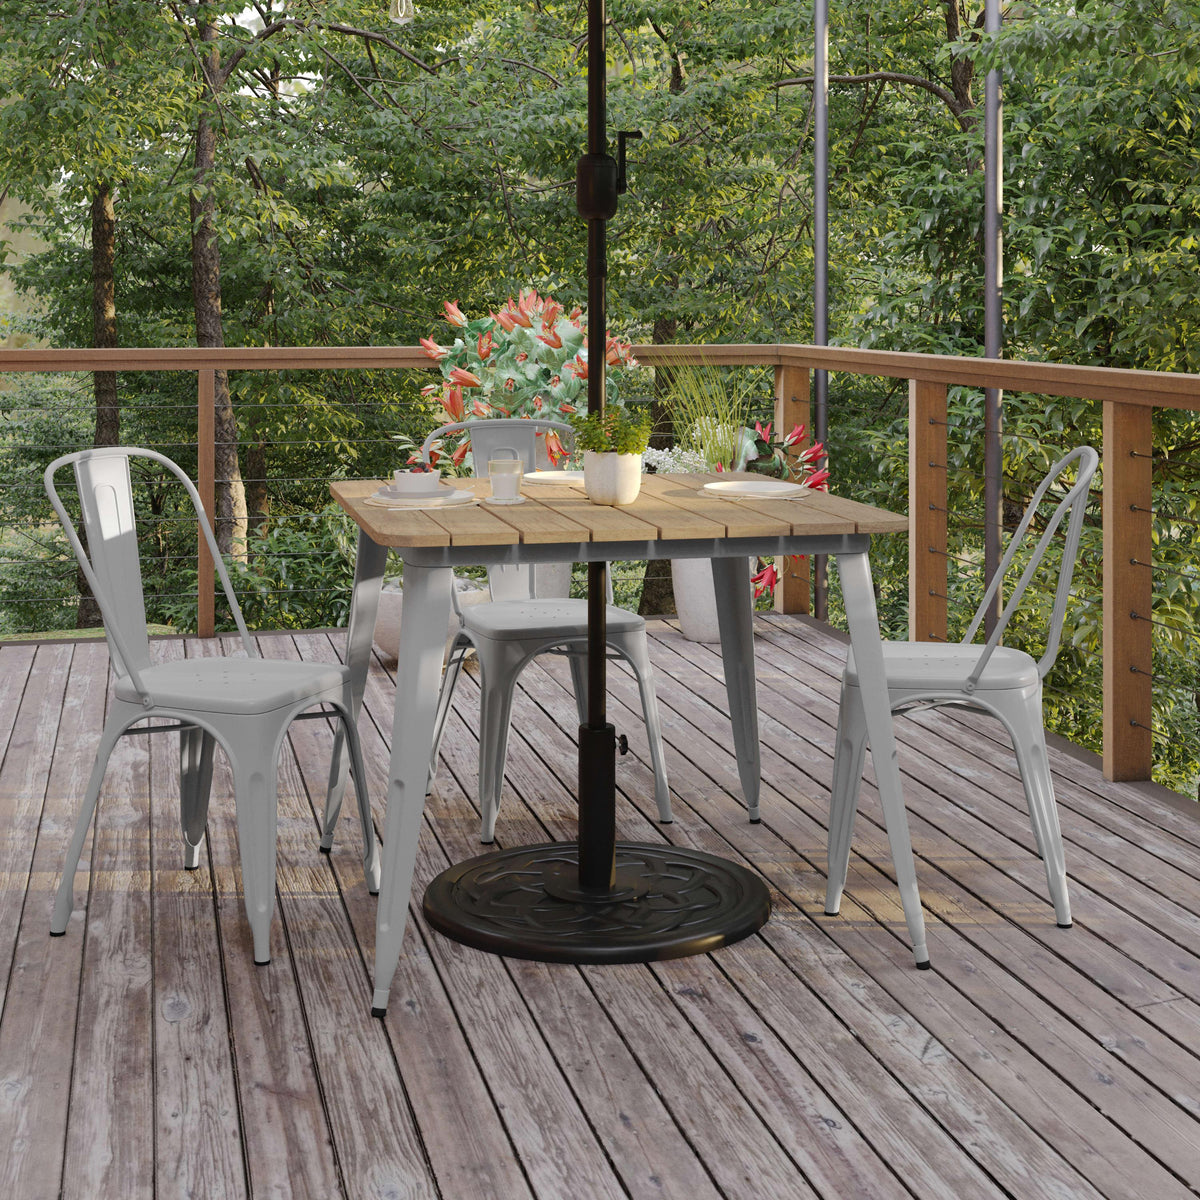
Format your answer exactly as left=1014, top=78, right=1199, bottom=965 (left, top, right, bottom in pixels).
left=576, top=0, right=618, bottom=891
left=419, top=0, right=771, bottom=966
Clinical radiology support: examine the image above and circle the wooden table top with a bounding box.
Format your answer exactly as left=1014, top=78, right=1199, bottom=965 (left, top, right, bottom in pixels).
left=331, top=472, right=907, bottom=550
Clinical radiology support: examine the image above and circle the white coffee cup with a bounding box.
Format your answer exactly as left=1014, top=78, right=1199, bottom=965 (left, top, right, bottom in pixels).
left=488, top=458, right=523, bottom=501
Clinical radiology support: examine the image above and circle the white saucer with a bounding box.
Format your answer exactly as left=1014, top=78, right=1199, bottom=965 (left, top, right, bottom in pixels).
left=523, top=470, right=585, bottom=485
left=376, top=479, right=455, bottom=502
left=701, top=479, right=810, bottom=500
left=483, top=495, right=527, bottom=506
left=365, top=485, right=476, bottom=510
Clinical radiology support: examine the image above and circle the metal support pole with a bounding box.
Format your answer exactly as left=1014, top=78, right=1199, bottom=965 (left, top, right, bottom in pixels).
left=576, top=0, right=618, bottom=889
left=983, top=0, right=1004, bottom=634
left=813, top=0, right=830, bottom=620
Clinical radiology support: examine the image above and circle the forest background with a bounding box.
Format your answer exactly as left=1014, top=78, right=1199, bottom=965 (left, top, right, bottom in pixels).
left=2, top=0, right=1199, bottom=791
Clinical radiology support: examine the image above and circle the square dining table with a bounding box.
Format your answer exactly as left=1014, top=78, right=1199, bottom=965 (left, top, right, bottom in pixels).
left=330, top=472, right=929, bottom=1016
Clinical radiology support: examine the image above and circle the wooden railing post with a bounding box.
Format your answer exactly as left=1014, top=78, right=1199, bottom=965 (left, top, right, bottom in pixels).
left=1102, top=400, right=1153, bottom=780
left=197, top=369, right=216, bottom=639
left=908, top=378, right=948, bottom=642
left=774, top=364, right=811, bottom=614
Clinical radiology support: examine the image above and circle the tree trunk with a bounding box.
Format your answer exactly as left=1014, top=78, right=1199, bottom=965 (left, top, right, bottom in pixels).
left=76, top=180, right=119, bottom=627
left=245, top=440, right=269, bottom=537
left=191, top=21, right=246, bottom=558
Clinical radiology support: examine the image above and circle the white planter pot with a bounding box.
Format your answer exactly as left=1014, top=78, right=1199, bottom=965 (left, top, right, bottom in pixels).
left=372, top=577, right=488, bottom=661
left=583, top=451, right=642, bottom=505
left=671, top=557, right=758, bottom=643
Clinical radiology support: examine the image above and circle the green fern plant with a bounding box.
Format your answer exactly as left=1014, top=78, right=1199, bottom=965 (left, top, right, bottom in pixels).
left=570, top=407, right=653, bottom=455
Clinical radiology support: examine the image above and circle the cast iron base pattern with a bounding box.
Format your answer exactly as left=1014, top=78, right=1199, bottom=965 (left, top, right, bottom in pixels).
left=423, top=841, right=771, bottom=963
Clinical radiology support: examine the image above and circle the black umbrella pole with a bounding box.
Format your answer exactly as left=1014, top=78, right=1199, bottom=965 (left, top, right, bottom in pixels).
left=575, top=0, right=619, bottom=890
left=578, top=217, right=617, bottom=890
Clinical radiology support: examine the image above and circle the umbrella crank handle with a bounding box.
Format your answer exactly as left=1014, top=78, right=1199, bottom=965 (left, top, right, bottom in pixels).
left=617, top=131, right=642, bottom=195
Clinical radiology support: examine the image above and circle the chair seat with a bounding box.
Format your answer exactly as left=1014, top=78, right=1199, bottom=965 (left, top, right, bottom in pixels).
left=845, top=641, right=1040, bottom=692
left=461, top=598, right=645, bottom=642
left=115, top=657, right=348, bottom=715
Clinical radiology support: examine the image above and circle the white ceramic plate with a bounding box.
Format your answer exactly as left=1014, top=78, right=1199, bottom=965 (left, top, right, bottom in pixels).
left=701, top=479, right=811, bottom=500
left=522, top=470, right=585, bottom=485
left=365, top=485, right=476, bottom=510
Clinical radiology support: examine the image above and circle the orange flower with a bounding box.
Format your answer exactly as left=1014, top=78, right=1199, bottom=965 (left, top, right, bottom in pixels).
left=492, top=308, right=516, bottom=333
left=420, top=337, right=447, bottom=361
left=451, top=440, right=470, bottom=466
left=509, top=302, right=532, bottom=328
left=441, top=386, right=465, bottom=421
left=558, top=401, right=576, bottom=414
left=470, top=398, right=492, bottom=418
left=478, top=331, right=493, bottom=360
left=449, top=367, right=482, bottom=387
left=443, top=300, right=467, bottom=327
left=544, top=429, right=567, bottom=464
left=542, top=299, right=563, bottom=325
left=538, top=326, right=563, bottom=350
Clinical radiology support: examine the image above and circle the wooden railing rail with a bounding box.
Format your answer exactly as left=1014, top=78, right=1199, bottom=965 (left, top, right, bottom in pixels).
left=5, top=341, right=1200, bottom=782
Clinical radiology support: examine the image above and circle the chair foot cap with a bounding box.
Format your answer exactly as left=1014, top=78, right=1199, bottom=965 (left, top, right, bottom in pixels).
left=318, top=845, right=332, bottom=855
left=749, top=817, right=762, bottom=825
left=480, top=838, right=495, bottom=846
left=369, top=888, right=380, bottom=896
left=915, top=959, right=932, bottom=971
left=49, top=929, right=66, bottom=937
left=1057, top=920, right=1073, bottom=928
left=823, top=909, right=839, bottom=917
left=658, top=818, right=673, bottom=825
left=255, top=957, right=270, bottom=966
left=371, top=1006, right=387, bottom=1019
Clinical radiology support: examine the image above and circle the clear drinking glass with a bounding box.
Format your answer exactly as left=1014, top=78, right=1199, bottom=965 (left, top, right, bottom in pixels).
left=488, top=458, right=524, bottom=502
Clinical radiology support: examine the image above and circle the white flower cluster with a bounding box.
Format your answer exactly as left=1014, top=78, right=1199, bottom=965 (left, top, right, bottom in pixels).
left=642, top=445, right=711, bottom=474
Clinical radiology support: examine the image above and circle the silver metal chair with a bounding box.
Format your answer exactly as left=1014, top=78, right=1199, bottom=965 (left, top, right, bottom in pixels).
left=421, top=419, right=672, bottom=841
left=44, top=447, right=379, bottom=964
left=825, top=445, right=1099, bottom=928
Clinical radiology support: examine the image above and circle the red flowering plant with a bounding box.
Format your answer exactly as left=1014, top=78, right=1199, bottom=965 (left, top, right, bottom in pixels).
left=417, top=290, right=639, bottom=471
left=746, top=421, right=830, bottom=600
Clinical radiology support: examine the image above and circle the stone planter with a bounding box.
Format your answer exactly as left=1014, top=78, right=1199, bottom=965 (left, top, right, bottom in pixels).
left=372, top=577, right=488, bottom=661
left=671, top=557, right=757, bottom=643
left=582, top=451, right=642, bottom=505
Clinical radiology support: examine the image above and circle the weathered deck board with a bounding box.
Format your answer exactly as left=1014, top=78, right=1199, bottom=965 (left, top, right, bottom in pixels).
left=1, top=615, right=1199, bottom=1200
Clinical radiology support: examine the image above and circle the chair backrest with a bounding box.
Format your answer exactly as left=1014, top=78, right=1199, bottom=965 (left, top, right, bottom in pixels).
left=960, top=445, right=1099, bottom=691
left=422, top=419, right=576, bottom=602
left=44, top=447, right=257, bottom=697
left=420, top=418, right=574, bottom=475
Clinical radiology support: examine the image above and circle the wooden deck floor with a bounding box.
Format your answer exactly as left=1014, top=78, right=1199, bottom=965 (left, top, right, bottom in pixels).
left=1, top=616, right=1199, bottom=1200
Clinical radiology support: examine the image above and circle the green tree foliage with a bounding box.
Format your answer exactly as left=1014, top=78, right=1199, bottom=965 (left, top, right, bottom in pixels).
left=4, top=0, right=1200, bottom=787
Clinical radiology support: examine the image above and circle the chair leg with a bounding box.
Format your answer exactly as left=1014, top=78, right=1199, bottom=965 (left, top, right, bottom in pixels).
left=427, top=640, right=469, bottom=795
left=51, top=717, right=129, bottom=935
left=320, top=724, right=348, bottom=853
left=825, top=679, right=869, bottom=916
left=179, top=725, right=215, bottom=869
left=567, top=651, right=589, bottom=726
left=995, top=689, right=1072, bottom=927
left=615, top=633, right=672, bottom=824
left=336, top=703, right=381, bottom=894
left=475, top=640, right=525, bottom=844
left=225, top=722, right=284, bottom=965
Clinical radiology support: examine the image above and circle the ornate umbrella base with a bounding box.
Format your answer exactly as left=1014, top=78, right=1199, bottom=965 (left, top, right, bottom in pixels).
left=422, top=841, right=771, bottom=964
